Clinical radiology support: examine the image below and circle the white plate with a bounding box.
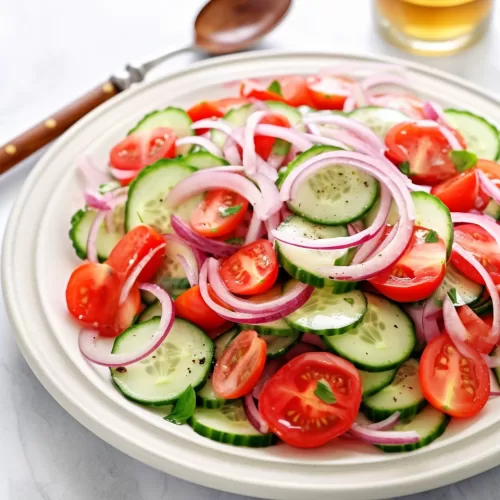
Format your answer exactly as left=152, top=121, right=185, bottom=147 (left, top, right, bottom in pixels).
left=3, top=50, right=500, bottom=500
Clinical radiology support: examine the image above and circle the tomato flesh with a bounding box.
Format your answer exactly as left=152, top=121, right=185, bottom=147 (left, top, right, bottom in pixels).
left=456, top=305, right=495, bottom=355
left=419, top=333, right=490, bottom=418
left=187, top=98, right=250, bottom=134
left=254, top=114, right=291, bottom=160
left=278, top=75, right=314, bottom=107
left=240, top=79, right=287, bottom=103
left=259, top=352, right=362, bottom=448
left=212, top=330, right=267, bottom=399
left=431, top=170, right=479, bottom=213
left=306, top=76, right=353, bottom=110
left=219, top=239, right=279, bottom=296
left=368, top=226, right=446, bottom=302
left=99, top=285, right=142, bottom=338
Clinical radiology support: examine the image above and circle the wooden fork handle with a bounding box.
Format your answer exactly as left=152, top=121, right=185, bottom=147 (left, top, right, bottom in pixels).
left=0, top=80, right=120, bottom=174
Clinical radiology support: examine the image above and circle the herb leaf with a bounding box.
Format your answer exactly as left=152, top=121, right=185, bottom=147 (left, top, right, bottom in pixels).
left=399, top=161, right=410, bottom=175
left=137, top=212, right=145, bottom=223
left=450, top=150, right=477, bottom=172
left=225, top=237, right=244, bottom=245
left=425, top=229, right=439, bottom=243
left=163, top=385, right=196, bottom=425
left=219, top=204, right=242, bottom=218
left=268, top=80, right=282, bottom=96
left=99, top=181, right=121, bottom=194
left=314, top=380, right=337, bottom=404
left=448, top=287, right=458, bottom=304
left=343, top=297, right=354, bottom=305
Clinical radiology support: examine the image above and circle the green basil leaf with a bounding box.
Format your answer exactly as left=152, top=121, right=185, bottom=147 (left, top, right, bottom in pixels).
left=450, top=150, right=477, bottom=172
left=219, top=204, right=242, bottom=218
left=163, top=385, right=196, bottom=425
left=399, top=161, right=410, bottom=175
left=448, top=287, right=458, bottom=304
left=314, top=380, right=336, bottom=404
left=268, top=80, right=282, bottom=96
left=343, top=297, right=354, bottom=305
left=425, top=229, right=439, bottom=243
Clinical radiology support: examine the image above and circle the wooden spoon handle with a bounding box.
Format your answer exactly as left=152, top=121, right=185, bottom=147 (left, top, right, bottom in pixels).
left=0, top=80, right=120, bottom=174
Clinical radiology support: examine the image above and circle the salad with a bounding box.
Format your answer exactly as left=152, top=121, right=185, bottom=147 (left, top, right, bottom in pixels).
left=66, top=67, right=500, bottom=452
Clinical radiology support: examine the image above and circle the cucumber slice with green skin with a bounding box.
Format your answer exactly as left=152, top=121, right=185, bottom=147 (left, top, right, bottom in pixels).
left=377, top=405, right=450, bottom=453
left=266, top=101, right=304, bottom=129
left=261, top=331, right=300, bottom=358
left=189, top=400, right=277, bottom=447
left=240, top=318, right=296, bottom=336
left=275, top=216, right=355, bottom=291
left=363, top=196, right=399, bottom=228
left=349, top=106, right=409, bottom=139
left=182, top=151, right=229, bottom=169
left=137, top=301, right=162, bottom=323
left=483, top=198, right=500, bottom=220
left=472, top=294, right=493, bottom=316
left=436, top=263, right=484, bottom=306
left=360, top=368, right=397, bottom=399
left=211, top=104, right=254, bottom=149
left=125, top=159, right=200, bottom=234
left=362, top=359, right=425, bottom=421
left=111, top=318, right=213, bottom=406
left=284, top=286, right=367, bottom=336
left=444, top=109, right=500, bottom=161
left=323, top=293, right=416, bottom=372
left=128, top=107, right=194, bottom=155
left=214, top=327, right=239, bottom=361
left=69, top=205, right=125, bottom=262
left=196, top=377, right=225, bottom=409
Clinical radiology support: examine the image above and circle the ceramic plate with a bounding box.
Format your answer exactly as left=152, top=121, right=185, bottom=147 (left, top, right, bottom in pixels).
left=3, top=51, right=500, bottom=500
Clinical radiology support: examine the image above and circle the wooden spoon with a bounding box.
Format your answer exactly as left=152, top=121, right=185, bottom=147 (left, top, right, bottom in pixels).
left=0, top=0, right=292, bottom=174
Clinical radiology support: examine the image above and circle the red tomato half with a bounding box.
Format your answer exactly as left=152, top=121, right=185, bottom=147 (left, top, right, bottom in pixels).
left=306, top=75, right=354, bottom=110
left=450, top=224, right=500, bottom=285
left=254, top=113, right=291, bottom=160
left=107, top=225, right=165, bottom=282
left=385, top=122, right=465, bottom=185
left=259, top=352, right=362, bottom=448
left=190, top=189, right=249, bottom=238
left=431, top=170, right=479, bottom=213
left=420, top=334, right=490, bottom=418
left=187, top=98, right=250, bottom=134
left=278, top=75, right=315, bottom=107
left=457, top=305, right=495, bottom=355
left=240, top=79, right=287, bottom=103
left=212, top=330, right=267, bottom=399
left=219, top=239, right=279, bottom=296
left=368, top=226, right=447, bottom=302
left=99, top=285, right=142, bottom=338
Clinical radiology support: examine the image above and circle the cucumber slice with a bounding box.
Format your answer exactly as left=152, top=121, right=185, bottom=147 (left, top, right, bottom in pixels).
left=484, top=198, right=500, bottom=220
left=284, top=286, right=367, bottom=336
left=196, top=377, right=225, bottom=409
left=137, top=301, right=162, bottom=323
left=69, top=205, right=124, bottom=262
left=125, top=159, right=199, bottom=233
left=240, top=318, right=296, bottom=336
left=363, top=196, right=399, bottom=228
left=436, top=263, right=484, bottom=306
left=111, top=318, right=213, bottom=405
left=472, top=293, right=493, bottom=316
left=183, top=151, right=229, bottom=169
left=377, top=406, right=450, bottom=453
left=211, top=104, right=254, bottom=149
left=266, top=101, right=304, bottom=129
left=128, top=107, right=194, bottom=155
left=444, top=109, right=500, bottom=161
left=323, top=293, right=416, bottom=372
left=360, top=368, right=397, bottom=398
left=349, top=106, right=408, bottom=139
left=261, top=332, right=300, bottom=358
left=362, top=359, right=425, bottom=421
left=275, top=215, right=355, bottom=291
left=214, top=327, right=239, bottom=361
left=189, top=400, right=276, bottom=447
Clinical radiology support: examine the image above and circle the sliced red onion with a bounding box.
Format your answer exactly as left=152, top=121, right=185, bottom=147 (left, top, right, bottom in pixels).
left=253, top=358, right=284, bottom=399
left=207, top=165, right=245, bottom=173
left=175, top=136, right=222, bottom=158
left=301, top=333, right=325, bottom=349
left=171, top=215, right=240, bottom=258
left=303, top=130, right=353, bottom=151
left=443, top=295, right=469, bottom=352
left=119, top=243, right=166, bottom=304
left=166, top=171, right=267, bottom=219
left=268, top=153, right=286, bottom=169
left=252, top=172, right=282, bottom=219
left=351, top=81, right=370, bottom=107
left=255, top=124, right=313, bottom=152
left=176, top=254, right=197, bottom=286
left=484, top=355, right=500, bottom=369
left=438, top=124, right=463, bottom=151
left=264, top=212, right=281, bottom=244
left=243, top=392, right=269, bottom=434
left=87, top=211, right=107, bottom=263
left=364, top=412, right=401, bottom=431
left=280, top=205, right=293, bottom=220
left=478, top=170, right=500, bottom=205
left=361, top=73, right=412, bottom=96
left=192, top=119, right=233, bottom=136
left=422, top=101, right=448, bottom=124
left=349, top=423, right=419, bottom=445
left=104, top=211, right=115, bottom=234
left=163, top=233, right=207, bottom=268
left=422, top=295, right=442, bottom=344
left=223, top=135, right=242, bottom=165
left=84, top=191, right=112, bottom=211
left=244, top=111, right=272, bottom=175
left=245, top=211, right=263, bottom=245
left=79, top=283, right=174, bottom=367
left=451, top=213, right=500, bottom=249
left=342, top=96, right=357, bottom=113
left=76, top=155, right=111, bottom=192
left=109, top=166, right=137, bottom=181
left=283, top=342, right=319, bottom=362
left=404, top=306, right=426, bottom=345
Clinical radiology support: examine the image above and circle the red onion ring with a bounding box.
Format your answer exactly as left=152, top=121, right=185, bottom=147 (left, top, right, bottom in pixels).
left=421, top=295, right=442, bottom=343
left=222, top=135, right=242, bottom=165
left=478, top=170, right=500, bottom=205
left=163, top=233, right=207, bottom=269
left=305, top=129, right=375, bottom=155
left=243, top=392, right=269, bottom=434
left=403, top=306, right=426, bottom=345
left=76, top=155, right=111, bottom=191
left=451, top=212, right=500, bottom=249
left=253, top=358, right=284, bottom=399
left=109, top=166, right=137, bottom=181
left=264, top=212, right=281, bottom=244
left=301, top=333, right=326, bottom=349
left=175, top=136, right=222, bottom=158
left=442, top=295, right=472, bottom=358
left=176, top=254, right=197, bottom=286
left=349, top=423, right=419, bottom=445
left=192, top=119, right=233, bottom=136
left=268, top=153, right=286, bottom=169
left=422, top=101, right=448, bottom=124
left=244, top=111, right=273, bottom=175
left=79, top=283, right=174, bottom=367
left=84, top=192, right=111, bottom=211
left=245, top=211, right=263, bottom=245
left=364, top=412, right=401, bottom=431
left=251, top=172, right=282, bottom=219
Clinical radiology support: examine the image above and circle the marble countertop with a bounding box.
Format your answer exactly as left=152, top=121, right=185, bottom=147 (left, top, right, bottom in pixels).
left=2, top=1, right=500, bottom=498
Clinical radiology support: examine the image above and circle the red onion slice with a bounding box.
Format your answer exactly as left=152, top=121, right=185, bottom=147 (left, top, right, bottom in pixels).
left=264, top=212, right=281, bottom=244
left=177, top=254, right=197, bottom=286
left=478, top=170, right=500, bottom=205
left=364, top=412, right=401, bottom=431
left=349, top=423, right=419, bottom=445
left=421, top=295, right=443, bottom=344
left=192, top=119, right=233, bottom=136
left=451, top=212, right=500, bottom=249
left=84, top=192, right=112, bottom=211
left=76, top=155, right=111, bottom=191
left=79, top=283, right=174, bottom=367
left=244, top=111, right=272, bottom=175
left=403, top=306, right=426, bottom=345
left=223, top=135, right=243, bottom=165
left=255, top=124, right=313, bottom=152
left=109, top=166, right=137, bottom=181
left=253, top=358, right=284, bottom=399
left=442, top=295, right=473, bottom=359
left=244, top=211, right=263, bottom=245
left=243, top=392, right=269, bottom=434
left=251, top=172, right=282, bottom=219
left=175, top=136, right=222, bottom=158
left=163, top=233, right=207, bottom=269
left=301, top=333, right=326, bottom=349
left=422, top=101, right=448, bottom=123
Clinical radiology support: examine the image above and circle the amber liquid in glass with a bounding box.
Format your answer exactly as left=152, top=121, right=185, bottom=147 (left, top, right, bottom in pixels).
left=375, top=0, right=493, bottom=54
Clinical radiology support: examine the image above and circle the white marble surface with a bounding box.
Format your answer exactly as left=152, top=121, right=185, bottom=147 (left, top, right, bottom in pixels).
left=2, top=1, right=500, bottom=499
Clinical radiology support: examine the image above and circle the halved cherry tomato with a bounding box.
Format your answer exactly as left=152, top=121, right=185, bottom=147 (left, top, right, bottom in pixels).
left=219, top=239, right=278, bottom=296
left=109, top=128, right=176, bottom=174
left=190, top=189, right=249, bottom=238
left=456, top=305, right=495, bottom=354
left=368, top=226, right=446, bottom=302
left=212, top=330, right=267, bottom=399
left=431, top=170, right=479, bottom=213
left=306, top=75, right=354, bottom=110
left=419, top=333, right=490, bottom=418
left=278, top=75, right=315, bottom=107
left=254, top=113, right=291, bottom=160
left=187, top=98, right=250, bottom=134
left=240, top=79, right=287, bottom=103
left=371, top=93, right=425, bottom=119
left=107, top=225, right=165, bottom=282
left=385, top=122, right=465, bottom=185
left=259, top=352, right=362, bottom=448
left=66, top=262, right=121, bottom=328
left=99, top=285, right=142, bottom=338
left=174, top=285, right=232, bottom=335
left=450, top=224, right=500, bottom=285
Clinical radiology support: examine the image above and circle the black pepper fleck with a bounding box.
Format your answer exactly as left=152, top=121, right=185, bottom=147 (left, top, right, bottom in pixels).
left=199, top=358, right=206, bottom=365
left=116, top=367, right=127, bottom=373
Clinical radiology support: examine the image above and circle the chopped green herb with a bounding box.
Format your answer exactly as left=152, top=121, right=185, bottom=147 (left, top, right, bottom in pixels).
left=137, top=212, right=145, bottom=223
left=219, top=204, right=242, bottom=218
left=425, top=229, right=439, bottom=243
left=343, top=297, right=354, bottom=305
left=314, top=380, right=336, bottom=404
left=448, top=287, right=458, bottom=304
left=450, top=150, right=477, bottom=172
left=268, top=80, right=282, bottom=96
left=399, top=161, right=410, bottom=175
left=163, top=385, right=196, bottom=425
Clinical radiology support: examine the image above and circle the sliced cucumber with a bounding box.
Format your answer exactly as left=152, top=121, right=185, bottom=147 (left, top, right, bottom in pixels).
left=349, top=106, right=408, bottom=139
left=362, top=359, right=425, bottom=421
left=111, top=318, right=213, bottom=406
left=212, top=104, right=253, bottom=149
left=363, top=196, right=399, bottom=228
left=444, top=109, right=500, bottom=161
left=182, top=151, right=229, bottom=169
left=240, top=318, right=296, bottom=337
left=437, top=263, right=484, bottom=306
left=284, top=286, right=367, bottom=336
left=69, top=205, right=124, bottom=261
left=214, top=327, right=239, bottom=361
left=196, top=377, right=225, bottom=409
left=189, top=400, right=276, bottom=447
left=261, top=331, right=300, bottom=358
left=266, top=101, right=304, bottom=129
left=137, top=301, right=162, bottom=323
left=323, top=293, right=416, bottom=372
left=377, top=405, right=450, bottom=453
left=360, top=368, right=397, bottom=399
left=128, top=107, right=194, bottom=155
left=484, top=198, right=500, bottom=220
left=125, top=159, right=199, bottom=234
left=472, top=293, right=493, bottom=316
left=275, top=215, right=355, bottom=291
